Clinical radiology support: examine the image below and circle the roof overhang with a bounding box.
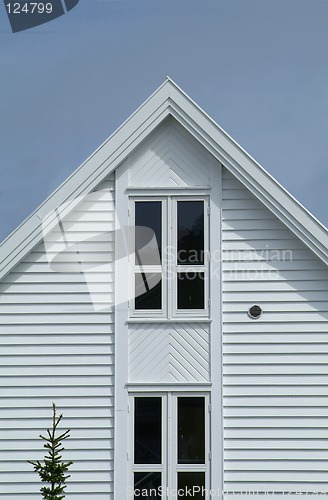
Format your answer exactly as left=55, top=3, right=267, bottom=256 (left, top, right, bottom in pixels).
left=1, top=77, right=327, bottom=279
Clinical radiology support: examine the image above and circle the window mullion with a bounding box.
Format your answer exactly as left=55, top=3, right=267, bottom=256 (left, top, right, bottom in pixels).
left=167, top=196, right=173, bottom=320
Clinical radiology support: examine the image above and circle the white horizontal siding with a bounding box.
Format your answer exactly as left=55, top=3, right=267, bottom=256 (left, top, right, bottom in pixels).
left=222, top=168, right=328, bottom=493
left=0, top=175, right=115, bottom=499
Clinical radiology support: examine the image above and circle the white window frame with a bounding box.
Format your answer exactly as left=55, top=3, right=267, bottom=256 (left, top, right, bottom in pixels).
left=129, top=194, right=210, bottom=319
left=172, top=196, right=209, bottom=318
left=129, top=196, right=167, bottom=319
left=128, top=392, right=210, bottom=499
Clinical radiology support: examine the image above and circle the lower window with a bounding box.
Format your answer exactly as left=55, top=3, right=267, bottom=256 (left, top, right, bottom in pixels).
left=130, top=393, right=209, bottom=499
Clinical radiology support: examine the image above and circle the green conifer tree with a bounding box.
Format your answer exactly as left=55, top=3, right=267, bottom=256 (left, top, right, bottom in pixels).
left=28, top=403, right=73, bottom=500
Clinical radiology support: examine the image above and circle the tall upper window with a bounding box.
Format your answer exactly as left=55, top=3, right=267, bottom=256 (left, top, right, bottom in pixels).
left=131, top=196, right=209, bottom=318
left=134, top=200, right=163, bottom=311
left=176, top=200, right=205, bottom=311
left=177, top=201, right=204, bottom=265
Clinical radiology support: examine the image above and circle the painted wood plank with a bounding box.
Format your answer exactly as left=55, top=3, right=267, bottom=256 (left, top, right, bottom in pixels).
left=0, top=173, right=115, bottom=499
left=222, top=170, right=328, bottom=492
left=128, top=323, right=210, bottom=383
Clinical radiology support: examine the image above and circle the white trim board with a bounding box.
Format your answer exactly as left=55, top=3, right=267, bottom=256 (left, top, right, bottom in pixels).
left=1, top=77, right=327, bottom=279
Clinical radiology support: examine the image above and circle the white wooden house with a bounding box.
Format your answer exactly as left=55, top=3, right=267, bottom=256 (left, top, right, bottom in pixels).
left=1, top=79, right=328, bottom=499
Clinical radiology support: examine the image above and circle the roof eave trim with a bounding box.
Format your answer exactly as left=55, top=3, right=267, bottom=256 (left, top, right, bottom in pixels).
left=1, top=78, right=327, bottom=280
left=0, top=81, right=173, bottom=279
left=165, top=85, right=328, bottom=265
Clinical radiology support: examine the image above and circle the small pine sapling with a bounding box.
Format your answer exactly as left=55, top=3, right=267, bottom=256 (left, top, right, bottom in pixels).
left=28, top=402, right=73, bottom=500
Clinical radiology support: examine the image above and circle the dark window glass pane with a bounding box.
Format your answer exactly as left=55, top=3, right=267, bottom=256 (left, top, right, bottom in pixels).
left=134, top=397, right=162, bottom=464
left=178, top=472, right=205, bottom=499
left=178, top=397, right=205, bottom=464
left=135, top=274, right=162, bottom=310
left=177, top=201, right=204, bottom=265
left=134, top=472, right=161, bottom=499
left=135, top=201, right=162, bottom=264
left=177, top=272, right=205, bottom=310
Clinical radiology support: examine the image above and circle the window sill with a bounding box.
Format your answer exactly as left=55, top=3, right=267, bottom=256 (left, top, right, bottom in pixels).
left=127, top=318, right=212, bottom=324
left=126, top=382, right=212, bottom=388
left=126, top=186, right=211, bottom=191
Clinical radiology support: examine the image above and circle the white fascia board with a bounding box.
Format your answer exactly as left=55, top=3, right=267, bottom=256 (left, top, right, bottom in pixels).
left=0, top=81, right=172, bottom=280
left=1, top=78, right=327, bottom=280
left=166, top=80, right=328, bottom=265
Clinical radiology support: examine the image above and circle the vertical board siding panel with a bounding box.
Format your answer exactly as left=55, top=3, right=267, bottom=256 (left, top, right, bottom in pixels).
left=221, top=168, right=328, bottom=493
left=0, top=175, right=115, bottom=499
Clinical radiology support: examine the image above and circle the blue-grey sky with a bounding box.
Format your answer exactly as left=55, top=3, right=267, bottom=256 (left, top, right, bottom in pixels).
left=1, top=0, right=327, bottom=242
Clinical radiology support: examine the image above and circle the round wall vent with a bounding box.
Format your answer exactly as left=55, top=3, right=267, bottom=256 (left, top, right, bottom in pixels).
left=248, top=305, right=262, bottom=319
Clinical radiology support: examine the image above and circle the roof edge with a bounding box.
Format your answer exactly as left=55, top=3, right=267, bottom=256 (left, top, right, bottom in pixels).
left=1, top=78, right=327, bottom=279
